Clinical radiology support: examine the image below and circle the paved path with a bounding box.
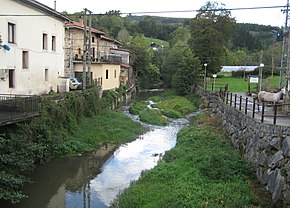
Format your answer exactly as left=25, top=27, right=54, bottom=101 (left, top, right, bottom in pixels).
left=227, top=92, right=290, bottom=126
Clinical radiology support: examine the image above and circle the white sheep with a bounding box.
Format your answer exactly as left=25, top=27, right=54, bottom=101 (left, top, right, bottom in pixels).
left=257, top=88, right=286, bottom=104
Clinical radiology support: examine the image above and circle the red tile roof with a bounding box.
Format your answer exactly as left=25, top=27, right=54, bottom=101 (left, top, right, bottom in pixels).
left=121, top=63, right=131, bottom=68
left=65, top=21, right=105, bottom=35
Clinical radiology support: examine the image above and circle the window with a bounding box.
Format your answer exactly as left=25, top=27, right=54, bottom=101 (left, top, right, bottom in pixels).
left=45, top=69, right=48, bottom=81
left=9, top=69, right=15, bottom=88
left=114, top=70, right=116, bottom=78
left=22, top=51, right=29, bottom=69
left=106, top=69, right=109, bottom=79
left=43, top=33, right=48, bottom=50
left=92, top=37, right=95, bottom=43
left=8, top=22, right=15, bottom=43
left=92, top=47, right=95, bottom=59
left=52, top=35, right=56, bottom=51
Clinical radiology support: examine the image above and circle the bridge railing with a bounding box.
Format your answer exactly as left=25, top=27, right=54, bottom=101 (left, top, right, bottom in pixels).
left=0, top=94, right=40, bottom=125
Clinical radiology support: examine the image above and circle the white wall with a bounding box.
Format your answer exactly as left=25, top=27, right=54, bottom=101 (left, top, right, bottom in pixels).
left=0, top=0, right=66, bottom=95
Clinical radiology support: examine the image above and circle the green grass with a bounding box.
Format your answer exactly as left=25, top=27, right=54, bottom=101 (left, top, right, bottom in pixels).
left=152, top=96, right=196, bottom=115
left=139, top=109, right=169, bottom=126
left=60, top=110, right=147, bottom=155
left=112, top=114, right=271, bottom=208
left=129, top=101, right=148, bottom=115
left=206, top=75, right=284, bottom=92
left=147, top=37, right=169, bottom=48
left=130, top=93, right=196, bottom=125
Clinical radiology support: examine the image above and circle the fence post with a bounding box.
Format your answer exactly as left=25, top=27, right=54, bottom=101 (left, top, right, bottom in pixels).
left=212, top=83, right=214, bottom=91
left=261, top=103, right=265, bottom=123
left=230, top=93, right=233, bottom=106
left=239, top=95, right=242, bottom=111
left=234, top=94, right=237, bottom=108
left=273, top=104, right=278, bottom=125
left=245, top=97, right=248, bottom=114
left=226, top=92, right=229, bottom=104
left=252, top=99, right=256, bottom=118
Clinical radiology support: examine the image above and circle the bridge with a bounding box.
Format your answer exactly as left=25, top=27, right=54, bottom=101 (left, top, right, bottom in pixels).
left=0, top=94, right=40, bottom=126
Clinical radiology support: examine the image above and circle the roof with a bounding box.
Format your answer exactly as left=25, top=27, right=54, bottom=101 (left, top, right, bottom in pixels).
left=221, top=66, right=258, bottom=72
left=14, top=0, right=70, bottom=22
left=100, top=35, right=122, bottom=45
left=121, top=63, right=131, bottom=69
left=110, top=48, right=129, bottom=52
left=65, top=21, right=105, bottom=35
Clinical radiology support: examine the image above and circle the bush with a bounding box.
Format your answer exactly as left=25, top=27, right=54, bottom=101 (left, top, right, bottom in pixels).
left=139, top=109, right=168, bottom=126
left=129, top=101, right=148, bottom=115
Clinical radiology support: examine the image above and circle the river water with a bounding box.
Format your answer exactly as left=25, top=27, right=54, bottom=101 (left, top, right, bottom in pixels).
left=2, top=107, right=193, bottom=208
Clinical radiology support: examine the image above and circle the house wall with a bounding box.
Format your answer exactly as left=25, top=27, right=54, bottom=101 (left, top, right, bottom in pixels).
left=0, top=0, right=66, bottom=95
left=64, top=28, right=103, bottom=77
left=74, top=63, right=120, bottom=91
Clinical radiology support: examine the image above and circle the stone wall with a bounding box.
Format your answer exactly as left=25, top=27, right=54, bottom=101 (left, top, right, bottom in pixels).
left=199, top=91, right=290, bottom=207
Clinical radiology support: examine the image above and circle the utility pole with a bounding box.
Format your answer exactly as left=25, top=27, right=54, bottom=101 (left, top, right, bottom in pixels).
left=87, top=9, right=92, bottom=86
left=82, top=9, right=88, bottom=90
left=280, top=0, right=289, bottom=89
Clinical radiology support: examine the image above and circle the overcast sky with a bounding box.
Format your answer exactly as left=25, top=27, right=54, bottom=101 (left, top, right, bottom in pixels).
left=38, top=0, right=287, bottom=27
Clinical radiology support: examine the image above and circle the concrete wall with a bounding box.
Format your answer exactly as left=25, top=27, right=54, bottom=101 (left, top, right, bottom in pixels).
left=199, top=90, right=290, bottom=206
left=0, top=0, right=66, bottom=95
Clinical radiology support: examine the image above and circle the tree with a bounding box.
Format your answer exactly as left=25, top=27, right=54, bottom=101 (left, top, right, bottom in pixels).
left=117, top=28, right=130, bottom=45
left=189, top=1, right=236, bottom=74
left=171, top=48, right=201, bottom=95
left=129, top=35, right=152, bottom=87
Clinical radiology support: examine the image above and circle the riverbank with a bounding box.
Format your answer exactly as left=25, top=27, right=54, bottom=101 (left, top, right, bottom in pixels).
left=113, top=113, right=272, bottom=207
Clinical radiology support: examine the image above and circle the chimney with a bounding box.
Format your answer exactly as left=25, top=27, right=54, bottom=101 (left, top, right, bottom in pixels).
left=54, top=0, right=56, bottom=10
left=79, top=17, right=84, bottom=25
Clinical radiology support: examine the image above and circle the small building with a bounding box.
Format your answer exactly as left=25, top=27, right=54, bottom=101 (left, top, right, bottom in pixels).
left=0, top=0, right=70, bottom=95
left=221, top=66, right=258, bottom=72
left=64, top=19, right=131, bottom=91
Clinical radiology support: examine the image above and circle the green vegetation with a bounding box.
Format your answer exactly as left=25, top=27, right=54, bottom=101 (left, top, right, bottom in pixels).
left=60, top=110, right=146, bottom=155
left=152, top=96, right=196, bottom=115
left=129, top=101, right=148, bottom=115
left=139, top=109, right=169, bottom=126
left=129, top=92, right=198, bottom=125
left=206, top=75, right=284, bottom=92
left=0, top=87, right=145, bottom=204
left=113, top=114, right=271, bottom=208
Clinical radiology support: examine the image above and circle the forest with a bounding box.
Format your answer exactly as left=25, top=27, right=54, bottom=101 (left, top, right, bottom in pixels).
left=65, top=2, right=283, bottom=93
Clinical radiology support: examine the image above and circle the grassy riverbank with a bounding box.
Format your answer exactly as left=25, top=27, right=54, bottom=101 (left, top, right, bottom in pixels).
left=113, top=114, right=271, bottom=207
left=61, top=110, right=147, bottom=155
left=130, top=92, right=199, bottom=126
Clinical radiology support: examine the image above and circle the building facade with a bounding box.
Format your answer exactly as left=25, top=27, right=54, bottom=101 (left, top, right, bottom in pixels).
left=0, top=0, right=70, bottom=95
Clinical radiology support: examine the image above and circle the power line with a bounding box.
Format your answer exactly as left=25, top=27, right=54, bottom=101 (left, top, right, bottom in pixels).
left=0, top=5, right=286, bottom=17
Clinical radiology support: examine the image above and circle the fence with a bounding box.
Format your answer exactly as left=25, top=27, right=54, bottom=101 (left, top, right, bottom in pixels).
left=224, top=92, right=290, bottom=125
left=0, top=94, right=40, bottom=126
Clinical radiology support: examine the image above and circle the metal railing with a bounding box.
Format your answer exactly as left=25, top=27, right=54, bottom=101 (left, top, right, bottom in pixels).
left=0, top=94, right=40, bottom=126
left=224, top=92, right=290, bottom=125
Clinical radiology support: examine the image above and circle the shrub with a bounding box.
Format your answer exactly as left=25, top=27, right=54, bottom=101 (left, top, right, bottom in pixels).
left=139, top=109, right=168, bottom=126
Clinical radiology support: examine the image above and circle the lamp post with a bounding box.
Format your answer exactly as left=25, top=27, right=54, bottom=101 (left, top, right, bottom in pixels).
left=203, top=63, right=207, bottom=92
left=259, top=63, right=264, bottom=92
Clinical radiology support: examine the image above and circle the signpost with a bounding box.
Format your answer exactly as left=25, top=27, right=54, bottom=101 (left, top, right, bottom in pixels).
left=213, top=74, right=217, bottom=91
left=248, top=75, right=259, bottom=96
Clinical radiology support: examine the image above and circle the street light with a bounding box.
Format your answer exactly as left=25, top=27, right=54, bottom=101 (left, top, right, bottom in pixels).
left=259, top=63, right=264, bottom=92
left=203, top=63, right=207, bottom=92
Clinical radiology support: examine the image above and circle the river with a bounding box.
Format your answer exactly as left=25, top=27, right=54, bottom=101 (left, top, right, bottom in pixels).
left=2, top=107, right=193, bottom=208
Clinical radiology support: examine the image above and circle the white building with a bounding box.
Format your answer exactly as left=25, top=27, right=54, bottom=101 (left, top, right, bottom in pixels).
left=0, top=0, right=70, bottom=95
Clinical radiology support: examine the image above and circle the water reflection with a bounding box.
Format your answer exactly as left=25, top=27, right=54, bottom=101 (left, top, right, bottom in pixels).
left=0, top=111, right=191, bottom=208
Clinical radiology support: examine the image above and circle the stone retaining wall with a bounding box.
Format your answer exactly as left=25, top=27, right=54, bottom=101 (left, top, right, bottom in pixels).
left=199, top=91, right=290, bottom=207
